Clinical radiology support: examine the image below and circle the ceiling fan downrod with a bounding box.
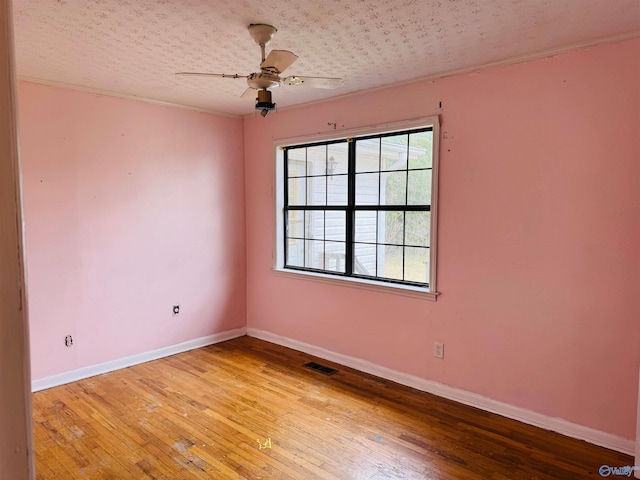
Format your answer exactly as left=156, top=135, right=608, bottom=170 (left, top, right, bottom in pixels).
left=248, top=24, right=277, bottom=62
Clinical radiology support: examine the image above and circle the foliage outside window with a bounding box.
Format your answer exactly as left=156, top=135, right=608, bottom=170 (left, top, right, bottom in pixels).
left=282, top=123, right=437, bottom=290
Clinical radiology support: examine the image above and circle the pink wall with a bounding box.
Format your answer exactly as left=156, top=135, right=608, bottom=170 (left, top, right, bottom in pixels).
left=18, top=82, right=246, bottom=380
left=244, top=39, right=640, bottom=440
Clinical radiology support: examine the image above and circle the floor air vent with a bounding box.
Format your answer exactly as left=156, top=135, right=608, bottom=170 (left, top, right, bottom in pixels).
left=304, top=361, right=338, bottom=376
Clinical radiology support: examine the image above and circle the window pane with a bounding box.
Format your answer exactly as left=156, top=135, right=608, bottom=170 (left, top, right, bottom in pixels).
left=404, top=247, right=429, bottom=284
left=286, top=238, right=304, bottom=267
left=282, top=123, right=435, bottom=289
left=305, top=239, right=324, bottom=269
left=407, top=169, right=432, bottom=205
left=378, top=211, right=404, bottom=245
left=305, top=210, right=324, bottom=241
left=307, top=176, right=327, bottom=206
left=325, top=211, right=346, bottom=242
left=354, top=211, right=377, bottom=243
left=355, top=172, right=379, bottom=205
left=287, top=148, right=306, bottom=177
left=324, top=241, right=346, bottom=273
left=381, top=171, right=407, bottom=206
left=356, top=138, right=380, bottom=173
left=354, top=243, right=376, bottom=276
left=306, top=145, right=327, bottom=176
left=287, top=210, right=304, bottom=239
left=405, top=211, right=430, bottom=247
left=327, top=142, right=348, bottom=176
left=327, top=174, right=348, bottom=205
left=378, top=244, right=403, bottom=280
left=409, top=131, right=432, bottom=169
left=288, top=177, right=306, bottom=206
left=381, top=134, right=408, bottom=171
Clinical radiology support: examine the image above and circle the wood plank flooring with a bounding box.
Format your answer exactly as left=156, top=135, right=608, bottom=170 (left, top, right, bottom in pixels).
left=32, top=336, right=632, bottom=479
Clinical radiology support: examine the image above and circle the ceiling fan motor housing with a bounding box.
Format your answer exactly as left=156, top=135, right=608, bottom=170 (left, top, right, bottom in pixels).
left=247, top=72, right=280, bottom=90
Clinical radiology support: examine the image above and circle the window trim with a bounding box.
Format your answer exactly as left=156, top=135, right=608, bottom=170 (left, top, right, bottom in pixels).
left=273, top=115, right=440, bottom=301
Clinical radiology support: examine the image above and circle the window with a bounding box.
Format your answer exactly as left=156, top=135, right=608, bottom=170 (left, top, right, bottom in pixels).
left=275, top=116, right=439, bottom=299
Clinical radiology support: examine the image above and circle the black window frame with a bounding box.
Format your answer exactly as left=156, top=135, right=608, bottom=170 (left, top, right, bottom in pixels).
left=283, top=126, right=434, bottom=289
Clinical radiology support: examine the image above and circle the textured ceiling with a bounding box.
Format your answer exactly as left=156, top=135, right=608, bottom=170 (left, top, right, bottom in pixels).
left=11, top=0, right=640, bottom=116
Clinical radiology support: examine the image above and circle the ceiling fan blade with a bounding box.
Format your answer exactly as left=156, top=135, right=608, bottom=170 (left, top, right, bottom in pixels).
left=241, top=88, right=258, bottom=99
left=261, top=50, right=298, bottom=74
left=175, top=72, right=248, bottom=79
left=283, top=76, right=344, bottom=89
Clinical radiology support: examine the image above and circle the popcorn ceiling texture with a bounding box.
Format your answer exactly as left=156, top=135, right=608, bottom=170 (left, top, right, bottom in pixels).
left=11, top=0, right=640, bottom=115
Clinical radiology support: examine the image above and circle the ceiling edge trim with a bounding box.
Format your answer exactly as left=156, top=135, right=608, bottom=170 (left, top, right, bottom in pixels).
left=251, top=29, right=640, bottom=118
left=16, top=76, right=242, bottom=118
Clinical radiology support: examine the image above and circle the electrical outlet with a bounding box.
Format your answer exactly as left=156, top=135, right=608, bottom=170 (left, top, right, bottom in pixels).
left=172, top=305, right=180, bottom=316
left=434, top=341, right=444, bottom=359
left=65, top=335, right=73, bottom=347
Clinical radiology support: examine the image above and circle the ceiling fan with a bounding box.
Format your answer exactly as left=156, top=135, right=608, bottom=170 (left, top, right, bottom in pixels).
left=176, top=24, right=344, bottom=117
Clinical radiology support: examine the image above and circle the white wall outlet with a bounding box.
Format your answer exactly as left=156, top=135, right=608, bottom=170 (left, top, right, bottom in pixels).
left=434, top=341, right=444, bottom=359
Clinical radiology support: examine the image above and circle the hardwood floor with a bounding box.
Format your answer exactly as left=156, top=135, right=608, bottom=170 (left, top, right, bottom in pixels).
left=33, top=336, right=631, bottom=479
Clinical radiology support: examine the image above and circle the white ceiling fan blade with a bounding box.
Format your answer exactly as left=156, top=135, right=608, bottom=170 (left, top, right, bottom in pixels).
left=175, top=72, right=248, bottom=79
left=283, top=76, right=344, bottom=89
left=241, top=88, right=258, bottom=99
left=261, top=50, right=298, bottom=74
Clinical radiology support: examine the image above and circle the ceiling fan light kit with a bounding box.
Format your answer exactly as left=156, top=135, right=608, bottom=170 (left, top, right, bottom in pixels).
left=176, top=23, right=344, bottom=117
left=256, top=89, right=276, bottom=117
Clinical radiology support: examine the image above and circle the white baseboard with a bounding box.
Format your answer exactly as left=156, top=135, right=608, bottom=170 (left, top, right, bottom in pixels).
left=32, top=327, right=247, bottom=392
left=247, top=327, right=635, bottom=456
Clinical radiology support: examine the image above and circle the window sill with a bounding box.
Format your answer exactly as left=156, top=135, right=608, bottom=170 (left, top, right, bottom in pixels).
left=272, top=268, right=439, bottom=301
